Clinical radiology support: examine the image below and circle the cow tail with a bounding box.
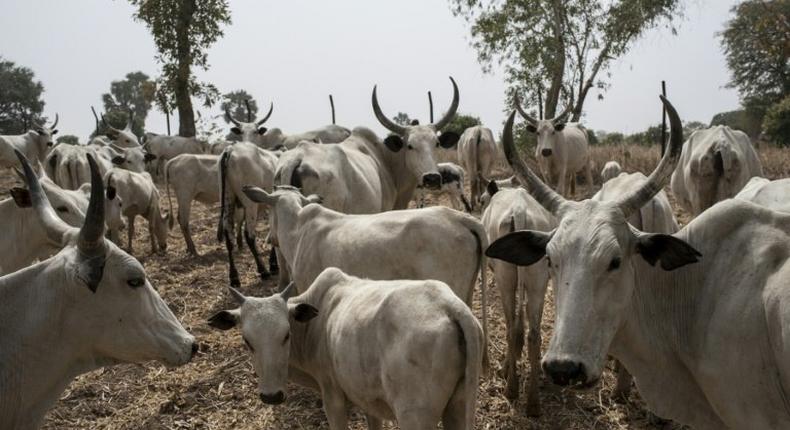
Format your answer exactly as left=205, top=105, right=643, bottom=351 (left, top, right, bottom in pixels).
left=467, top=219, right=490, bottom=375
left=277, top=155, right=302, bottom=188
left=513, top=214, right=530, bottom=358
left=217, top=149, right=230, bottom=242
left=448, top=302, right=483, bottom=429
left=164, top=158, right=175, bottom=230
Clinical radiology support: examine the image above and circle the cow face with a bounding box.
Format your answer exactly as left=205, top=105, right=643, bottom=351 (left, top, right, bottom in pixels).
left=383, top=126, right=460, bottom=190
left=226, top=102, right=274, bottom=146
left=106, top=128, right=140, bottom=148
left=530, top=120, right=566, bottom=159
left=109, top=146, right=148, bottom=173
left=11, top=178, right=88, bottom=228
left=208, top=285, right=318, bottom=405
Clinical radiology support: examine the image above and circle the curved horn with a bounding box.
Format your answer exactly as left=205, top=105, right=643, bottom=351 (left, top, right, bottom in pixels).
left=225, top=107, right=241, bottom=127
left=244, top=99, right=253, bottom=122
left=551, top=105, right=573, bottom=124
left=371, top=84, right=407, bottom=135
left=229, top=286, right=246, bottom=305
left=514, top=94, right=538, bottom=124
left=50, top=113, right=59, bottom=129
left=77, top=154, right=106, bottom=256
left=91, top=106, right=100, bottom=131
left=256, top=102, right=273, bottom=126
left=616, top=95, right=683, bottom=219
left=101, top=114, right=121, bottom=133
left=502, top=111, right=568, bottom=215
left=125, top=108, right=134, bottom=130
left=432, top=77, right=460, bottom=130
left=14, top=150, right=71, bottom=245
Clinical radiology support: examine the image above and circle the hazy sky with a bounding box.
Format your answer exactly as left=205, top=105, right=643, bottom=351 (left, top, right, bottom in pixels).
left=0, top=0, right=740, bottom=140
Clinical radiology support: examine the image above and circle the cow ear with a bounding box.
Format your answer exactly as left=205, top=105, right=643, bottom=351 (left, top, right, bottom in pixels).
left=635, top=233, right=701, bottom=271
left=144, top=153, right=157, bottom=162
left=438, top=131, right=460, bottom=148
left=306, top=194, right=323, bottom=204
left=257, top=127, right=268, bottom=135
left=290, top=303, right=319, bottom=323
left=111, top=156, right=125, bottom=166
left=51, top=129, right=58, bottom=135
left=231, top=127, right=242, bottom=135
left=486, top=230, right=553, bottom=266
left=243, top=186, right=278, bottom=206
left=10, top=187, right=32, bottom=208
left=554, top=123, right=566, bottom=132
left=526, top=124, right=537, bottom=133
left=383, top=135, right=404, bottom=152
left=486, top=180, right=499, bottom=197
left=207, top=309, right=241, bottom=330
left=106, top=185, right=117, bottom=201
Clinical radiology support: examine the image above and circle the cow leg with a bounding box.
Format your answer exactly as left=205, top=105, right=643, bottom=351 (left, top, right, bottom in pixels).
left=236, top=218, right=245, bottom=251
left=365, top=415, right=382, bottom=430
left=585, top=163, right=594, bottom=194
left=496, top=265, right=523, bottom=402
left=244, top=221, right=271, bottom=283
left=127, top=215, right=135, bottom=255
left=557, top=167, right=567, bottom=196
left=223, top=201, right=241, bottom=287
left=178, top=202, right=197, bottom=256
left=268, top=245, right=279, bottom=275
left=612, top=360, right=633, bottom=402
left=524, top=265, right=548, bottom=417
left=442, top=382, right=471, bottom=430
left=321, top=388, right=349, bottom=430
left=469, top=174, right=479, bottom=211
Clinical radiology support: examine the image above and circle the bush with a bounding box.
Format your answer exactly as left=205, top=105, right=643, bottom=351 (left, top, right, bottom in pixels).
left=763, top=95, right=790, bottom=146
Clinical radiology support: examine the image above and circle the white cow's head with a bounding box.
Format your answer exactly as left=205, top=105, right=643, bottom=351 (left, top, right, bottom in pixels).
left=485, top=97, right=700, bottom=388
left=208, top=284, right=318, bottom=405
left=242, top=185, right=322, bottom=248
left=10, top=175, right=86, bottom=227
left=15, top=150, right=195, bottom=367
left=372, top=77, right=461, bottom=190
left=226, top=102, right=274, bottom=145
left=107, top=144, right=150, bottom=173
left=102, top=110, right=141, bottom=147
left=29, top=114, right=59, bottom=157
left=514, top=97, right=573, bottom=159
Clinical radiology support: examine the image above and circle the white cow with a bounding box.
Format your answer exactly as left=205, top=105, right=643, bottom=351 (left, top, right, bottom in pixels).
left=0, top=114, right=58, bottom=169
left=209, top=268, right=483, bottom=429
left=45, top=143, right=148, bottom=190
left=163, top=153, right=243, bottom=255
left=457, top=125, right=498, bottom=210
left=0, top=151, right=195, bottom=429
left=515, top=99, right=593, bottom=196
left=414, top=162, right=471, bottom=212
left=479, top=176, right=519, bottom=210
left=141, top=133, right=209, bottom=177
left=735, top=177, right=790, bottom=213
left=600, top=161, right=623, bottom=183
left=102, top=112, right=141, bottom=148
left=670, top=125, right=763, bottom=216
left=105, top=169, right=168, bottom=254
left=217, top=142, right=280, bottom=286
left=274, top=77, right=461, bottom=214
left=481, top=184, right=554, bottom=416
left=486, top=98, right=790, bottom=429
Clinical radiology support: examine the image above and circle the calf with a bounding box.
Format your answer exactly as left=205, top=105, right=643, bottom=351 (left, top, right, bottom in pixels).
left=105, top=169, right=168, bottom=254
left=209, top=268, right=482, bottom=429
left=142, top=133, right=208, bottom=177
left=0, top=114, right=58, bottom=169
left=457, top=125, right=498, bottom=210
left=414, top=162, right=471, bottom=212
left=600, top=161, right=622, bottom=183
left=0, top=151, right=194, bottom=429
left=481, top=184, right=554, bottom=415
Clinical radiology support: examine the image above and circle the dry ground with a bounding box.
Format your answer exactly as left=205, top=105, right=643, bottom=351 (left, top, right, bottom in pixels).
left=9, top=143, right=786, bottom=429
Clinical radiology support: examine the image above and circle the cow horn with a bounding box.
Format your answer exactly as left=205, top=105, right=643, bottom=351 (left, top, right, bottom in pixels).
left=502, top=111, right=568, bottom=215
left=14, top=150, right=71, bottom=246
left=244, top=99, right=253, bottom=122
left=280, top=282, right=297, bottom=301
left=431, top=77, right=460, bottom=131
left=91, top=106, right=100, bottom=131
left=225, top=107, right=241, bottom=127
left=125, top=109, right=134, bottom=130
left=229, top=286, right=246, bottom=304
left=616, top=95, right=683, bottom=219
left=514, top=94, right=538, bottom=125
left=256, top=102, right=273, bottom=126
left=372, top=84, right=407, bottom=135
left=50, top=113, right=59, bottom=129
left=551, top=105, right=573, bottom=124
left=77, top=154, right=106, bottom=256
left=101, top=114, right=121, bottom=133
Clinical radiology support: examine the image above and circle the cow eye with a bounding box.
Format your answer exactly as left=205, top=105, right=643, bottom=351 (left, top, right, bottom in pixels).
left=608, top=257, right=621, bottom=272
left=546, top=256, right=552, bottom=268
left=407, top=144, right=414, bottom=150
left=127, top=278, right=145, bottom=288
left=283, top=332, right=290, bottom=344
left=244, top=337, right=254, bottom=352
left=55, top=206, right=69, bottom=212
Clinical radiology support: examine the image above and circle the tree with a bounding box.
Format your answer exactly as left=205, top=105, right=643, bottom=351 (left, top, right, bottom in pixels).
left=220, top=90, right=258, bottom=124
left=450, top=0, right=682, bottom=120
left=129, top=0, right=231, bottom=137
left=763, top=94, right=790, bottom=146
left=101, top=71, right=155, bottom=136
left=720, top=1, right=790, bottom=118
left=392, top=112, right=412, bottom=126
left=0, top=57, right=45, bottom=134
left=710, top=109, right=763, bottom=137
left=56, top=135, right=80, bottom=146
left=442, top=113, right=482, bottom=136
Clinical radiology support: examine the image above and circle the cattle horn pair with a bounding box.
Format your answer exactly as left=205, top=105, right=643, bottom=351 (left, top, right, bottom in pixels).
left=372, top=77, right=459, bottom=135
left=33, top=113, right=59, bottom=132
left=225, top=102, right=273, bottom=127
left=502, top=95, right=683, bottom=219
left=514, top=95, right=572, bottom=125
left=15, top=149, right=106, bottom=257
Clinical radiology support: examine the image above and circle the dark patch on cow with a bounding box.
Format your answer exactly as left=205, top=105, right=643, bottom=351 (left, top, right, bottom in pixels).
left=111, top=156, right=125, bottom=166
left=48, top=154, right=58, bottom=172
left=486, top=180, right=499, bottom=197
left=410, top=119, right=420, bottom=126
left=10, top=187, right=32, bottom=208
left=486, top=230, right=553, bottom=267
left=636, top=233, right=702, bottom=271
left=438, top=131, right=460, bottom=148
left=439, top=169, right=460, bottom=185
left=714, top=150, right=724, bottom=176
left=292, top=162, right=319, bottom=190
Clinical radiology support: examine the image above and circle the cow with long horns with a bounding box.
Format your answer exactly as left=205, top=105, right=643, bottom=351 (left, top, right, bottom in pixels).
left=0, top=151, right=195, bottom=429
left=486, top=97, right=790, bottom=428
left=102, top=110, right=141, bottom=148
left=514, top=98, right=593, bottom=196
left=0, top=114, right=58, bottom=169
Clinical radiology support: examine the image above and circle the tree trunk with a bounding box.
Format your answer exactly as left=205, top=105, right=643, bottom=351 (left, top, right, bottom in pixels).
left=571, top=43, right=611, bottom=122
left=544, top=0, right=567, bottom=119
left=175, top=0, right=196, bottom=137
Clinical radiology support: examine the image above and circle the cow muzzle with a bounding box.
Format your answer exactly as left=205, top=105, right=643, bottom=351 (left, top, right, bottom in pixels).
left=422, top=172, right=442, bottom=190
left=542, top=358, right=589, bottom=387
left=541, top=148, right=553, bottom=157
left=259, top=391, right=285, bottom=405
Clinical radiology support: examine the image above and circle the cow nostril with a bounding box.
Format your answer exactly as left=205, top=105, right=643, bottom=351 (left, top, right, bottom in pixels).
left=541, top=148, right=553, bottom=157
left=259, top=391, right=285, bottom=405
left=543, top=359, right=586, bottom=386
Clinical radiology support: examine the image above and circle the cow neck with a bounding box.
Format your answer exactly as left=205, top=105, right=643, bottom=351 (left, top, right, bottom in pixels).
left=275, top=198, right=310, bottom=276
left=0, top=201, right=47, bottom=273
left=353, top=135, right=416, bottom=210
left=0, top=257, right=99, bottom=428
left=286, top=277, right=336, bottom=383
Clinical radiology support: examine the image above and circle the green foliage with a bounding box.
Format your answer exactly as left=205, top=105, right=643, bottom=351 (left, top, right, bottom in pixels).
left=442, top=113, right=482, bottom=136
left=599, top=131, right=625, bottom=146
left=0, top=57, right=45, bottom=134
left=221, top=90, right=258, bottom=123
left=129, top=0, right=231, bottom=136
left=392, top=112, right=412, bottom=126
left=450, top=0, right=682, bottom=120
left=101, top=71, right=155, bottom=136
left=763, top=95, right=790, bottom=146
left=56, top=135, right=80, bottom=145
left=710, top=109, right=763, bottom=137
left=586, top=128, right=598, bottom=145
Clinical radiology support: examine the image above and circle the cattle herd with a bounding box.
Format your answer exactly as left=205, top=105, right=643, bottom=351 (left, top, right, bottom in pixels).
left=1, top=76, right=789, bottom=430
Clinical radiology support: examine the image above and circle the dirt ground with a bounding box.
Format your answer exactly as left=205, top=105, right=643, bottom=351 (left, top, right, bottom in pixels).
left=10, top=143, right=786, bottom=429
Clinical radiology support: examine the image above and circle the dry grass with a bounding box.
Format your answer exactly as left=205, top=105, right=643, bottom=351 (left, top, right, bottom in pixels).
left=7, top=142, right=786, bottom=429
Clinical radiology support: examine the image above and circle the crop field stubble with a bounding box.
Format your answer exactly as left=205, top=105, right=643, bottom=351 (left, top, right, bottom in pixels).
left=6, top=142, right=785, bottom=429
